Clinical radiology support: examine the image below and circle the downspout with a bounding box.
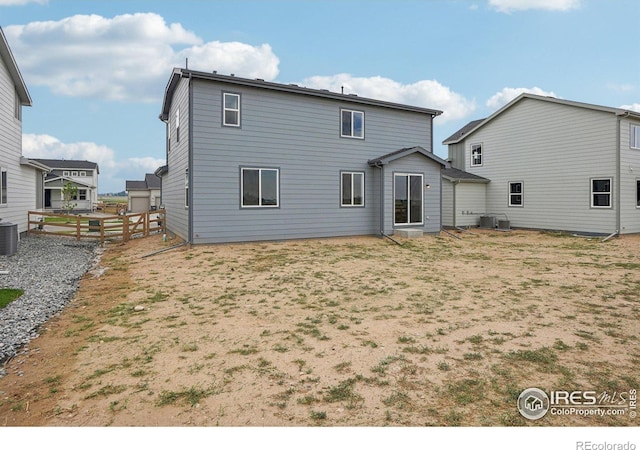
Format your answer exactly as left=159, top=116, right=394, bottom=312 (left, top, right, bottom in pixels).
left=615, top=113, right=626, bottom=235
left=187, top=71, right=194, bottom=244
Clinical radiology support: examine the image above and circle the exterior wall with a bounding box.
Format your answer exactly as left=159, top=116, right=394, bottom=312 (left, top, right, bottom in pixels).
left=447, top=142, right=466, bottom=170
left=186, top=78, right=433, bottom=244
left=163, top=78, right=190, bottom=241
left=380, top=153, right=442, bottom=234
left=442, top=181, right=486, bottom=228
left=0, top=51, right=36, bottom=234
left=620, top=116, right=640, bottom=233
left=464, top=98, right=619, bottom=234
left=128, top=190, right=150, bottom=212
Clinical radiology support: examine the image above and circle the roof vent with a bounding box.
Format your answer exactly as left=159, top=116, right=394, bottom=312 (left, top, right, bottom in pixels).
left=348, top=93, right=358, bottom=97
left=212, top=70, right=217, bottom=74
left=230, top=73, right=235, bottom=77
left=256, top=78, right=264, bottom=82
left=289, top=83, right=298, bottom=87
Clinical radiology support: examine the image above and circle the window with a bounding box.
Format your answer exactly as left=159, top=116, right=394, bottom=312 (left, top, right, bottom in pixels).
left=241, top=168, right=279, bottom=207
left=184, top=169, right=189, bottom=208
left=0, top=169, right=6, bottom=205
left=341, top=172, right=364, bottom=207
left=591, top=178, right=612, bottom=208
left=631, top=124, right=640, bottom=149
left=72, top=171, right=78, bottom=177
left=175, top=108, right=180, bottom=142
left=79, top=171, right=86, bottom=177
left=223, top=92, right=240, bottom=127
left=636, top=180, right=640, bottom=207
left=394, top=173, right=423, bottom=225
left=471, top=144, right=482, bottom=166
left=341, top=109, right=364, bottom=139
left=63, top=171, right=70, bottom=177
left=78, top=189, right=87, bottom=201
left=509, top=182, right=523, bottom=207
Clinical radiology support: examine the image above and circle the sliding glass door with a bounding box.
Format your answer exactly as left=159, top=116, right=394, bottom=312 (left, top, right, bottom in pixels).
left=394, top=173, right=423, bottom=226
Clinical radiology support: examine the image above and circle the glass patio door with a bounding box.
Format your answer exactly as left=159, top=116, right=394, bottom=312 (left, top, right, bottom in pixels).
left=394, top=173, right=423, bottom=226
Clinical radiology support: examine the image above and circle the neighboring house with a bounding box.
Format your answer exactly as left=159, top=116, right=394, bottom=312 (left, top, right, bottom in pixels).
left=32, top=159, right=99, bottom=212
left=157, top=68, right=447, bottom=244
left=126, top=173, right=161, bottom=213
left=442, top=93, right=640, bottom=235
left=0, top=26, right=49, bottom=236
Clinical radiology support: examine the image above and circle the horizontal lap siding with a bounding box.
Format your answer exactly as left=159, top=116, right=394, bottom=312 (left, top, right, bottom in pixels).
left=163, top=78, right=190, bottom=241
left=0, top=56, right=36, bottom=234
left=455, top=183, right=486, bottom=227
left=190, top=80, right=432, bottom=243
left=620, top=117, right=640, bottom=233
left=467, top=99, right=617, bottom=234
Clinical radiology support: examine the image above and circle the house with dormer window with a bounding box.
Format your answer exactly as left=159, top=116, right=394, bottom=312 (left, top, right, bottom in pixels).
left=156, top=68, right=447, bottom=244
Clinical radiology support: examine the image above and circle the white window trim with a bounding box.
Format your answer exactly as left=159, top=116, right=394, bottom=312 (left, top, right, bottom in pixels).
left=393, top=172, right=424, bottom=226
left=223, top=92, right=241, bottom=127
left=241, top=167, right=280, bottom=208
left=508, top=181, right=524, bottom=207
left=340, top=171, right=365, bottom=207
left=631, top=124, right=640, bottom=150
left=590, top=177, right=612, bottom=209
left=63, top=171, right=70, bottom=177
left=176, top=108, right=180, bottom=142
left=79, top=171, right=86, bottom=177
left=72, top=171, right=78, bottom=177
left=340, top=109, right=365, bottom=139
left=471, top=143, right=483, bottom=167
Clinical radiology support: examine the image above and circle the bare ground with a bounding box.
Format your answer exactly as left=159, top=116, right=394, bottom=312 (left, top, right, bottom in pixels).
left=0, top=229, right=638, bottom=427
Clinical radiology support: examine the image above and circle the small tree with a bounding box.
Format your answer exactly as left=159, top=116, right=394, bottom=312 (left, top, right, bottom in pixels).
left=61, top=181, right=78, bottom=214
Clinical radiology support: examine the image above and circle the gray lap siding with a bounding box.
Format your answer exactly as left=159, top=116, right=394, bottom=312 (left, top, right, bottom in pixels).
left=188, top=79, right=434, bottom=244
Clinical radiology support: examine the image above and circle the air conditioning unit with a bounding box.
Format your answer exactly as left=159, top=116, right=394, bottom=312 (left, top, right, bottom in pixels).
left=479, top=216, right=495, bottom=229
left=497, top=219, right=511, bottom=231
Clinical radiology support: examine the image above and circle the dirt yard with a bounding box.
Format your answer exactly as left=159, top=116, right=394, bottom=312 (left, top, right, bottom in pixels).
left=0, top=229, right=638, bottom=427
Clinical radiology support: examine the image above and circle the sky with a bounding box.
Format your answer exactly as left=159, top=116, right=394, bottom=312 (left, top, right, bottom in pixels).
left=1, top=0, right=639, bottom=194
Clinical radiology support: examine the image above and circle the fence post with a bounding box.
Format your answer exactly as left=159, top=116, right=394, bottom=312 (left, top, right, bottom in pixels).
left=76, top=216, right=81, bottom=240
left=123, top=214, right=129, bottom=242
left=100, top=218, right=105, bottom=244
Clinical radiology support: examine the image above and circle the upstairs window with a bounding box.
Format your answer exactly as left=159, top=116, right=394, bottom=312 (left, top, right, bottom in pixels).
left=341, top=172, right=364, bottom=207
left=79, top=171, right=86, bottom=177
left=223, top=92, right=241, bottom=127
left=241, top=168, right=279, bottom=208
left=341, top=109, right=364, bottom=139
left=591, top=178, right=612, bottom=208
left=509, top=182, right=523, bottom=207
left=14, top=89, right=21, bottom=121
left=471, top=144, right=483, bottom=167
left=175, top=108, right=180, bottom=142
left=631, top=124, right=640, bottom=150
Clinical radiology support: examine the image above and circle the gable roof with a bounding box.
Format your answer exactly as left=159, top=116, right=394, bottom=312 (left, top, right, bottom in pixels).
left=368, top=146, right=449, bottom=167
left=0, top=26, right=31, bottom=106
left=160, top=68, right=443, bottom=122
left=32, top=158, right=99, bottom=172
left=443, top=93, right=640, bottom=145
left=126, top=173, right=161, bottom=191
left=441, top=167, right=490, bottom=183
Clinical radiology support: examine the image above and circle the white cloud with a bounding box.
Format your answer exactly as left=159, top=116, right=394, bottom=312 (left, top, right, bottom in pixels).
left=486, top=86, right=557, bottom=110
left=489, top=0, right=580, bottom=13
left=621, top=103, right=640, bottom=113
left=301, top=74, right=475, bottom=122
left=4, top=13, right=279, bottom=102
left=22, top=134, right=164, bottom=193
left=0, top=0, right=47, bottom=5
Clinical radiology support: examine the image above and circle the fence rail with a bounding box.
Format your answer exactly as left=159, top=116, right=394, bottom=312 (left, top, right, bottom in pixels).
left=27, top=209, right=165, bottom=243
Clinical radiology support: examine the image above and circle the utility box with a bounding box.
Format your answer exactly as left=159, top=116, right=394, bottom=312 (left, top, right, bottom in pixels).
left=0, top=221, right=18, bottom=256
left=497, top=220, right=511, bottom=231
left=479, top=216, right=495, bottom=229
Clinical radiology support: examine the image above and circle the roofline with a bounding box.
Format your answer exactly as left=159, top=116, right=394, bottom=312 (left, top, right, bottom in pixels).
left=160, top=68, right=444, bottom=121
left=44, top=175, right=95, bottom=188
left=443, top=93, right=640, bottom=145
left=368, top=146, right=449, bottom=167
left=0, top=26, right=31, bottom=106
left=20, top=157, right=51, bottom=172
left=441, top=174, right=490, bottom=183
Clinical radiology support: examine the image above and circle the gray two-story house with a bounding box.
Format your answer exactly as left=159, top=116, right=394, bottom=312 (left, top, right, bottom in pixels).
left=157, top=68, right=447, bottom=244
left=442, top=93, right=640, bottom=235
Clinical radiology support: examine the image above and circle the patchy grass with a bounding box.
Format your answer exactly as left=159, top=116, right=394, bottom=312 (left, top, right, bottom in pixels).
left=0, top=288, right=23, bottom=309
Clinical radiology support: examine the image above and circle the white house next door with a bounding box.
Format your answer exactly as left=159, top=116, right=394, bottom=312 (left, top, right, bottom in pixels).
left=394, top=173, right=423, bottom=226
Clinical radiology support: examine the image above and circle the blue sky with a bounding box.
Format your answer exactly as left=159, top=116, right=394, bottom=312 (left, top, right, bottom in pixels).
left=1, top=0, right=639, bottom=193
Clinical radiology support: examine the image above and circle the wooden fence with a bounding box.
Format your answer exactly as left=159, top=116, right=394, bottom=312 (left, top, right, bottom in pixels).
left=27, top=209, right=166, bottom=243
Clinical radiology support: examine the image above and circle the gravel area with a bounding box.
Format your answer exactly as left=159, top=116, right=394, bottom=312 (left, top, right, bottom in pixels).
left=0, top=235, right=100, bottom=368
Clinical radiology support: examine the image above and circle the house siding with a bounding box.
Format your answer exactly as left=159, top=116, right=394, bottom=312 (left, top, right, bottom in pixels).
left=442, top=181, right=487, bottom=228
left=465, top=98, right=619, bottom=234
left=162, top=77, right=190, bottom=241
left=184, top=78, right=433, bottom=244
left=0, top=49, right=36, bottom=235
left=380, top=153, right=442, bottom=234
left=620, top=116, right=640, bottom=233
